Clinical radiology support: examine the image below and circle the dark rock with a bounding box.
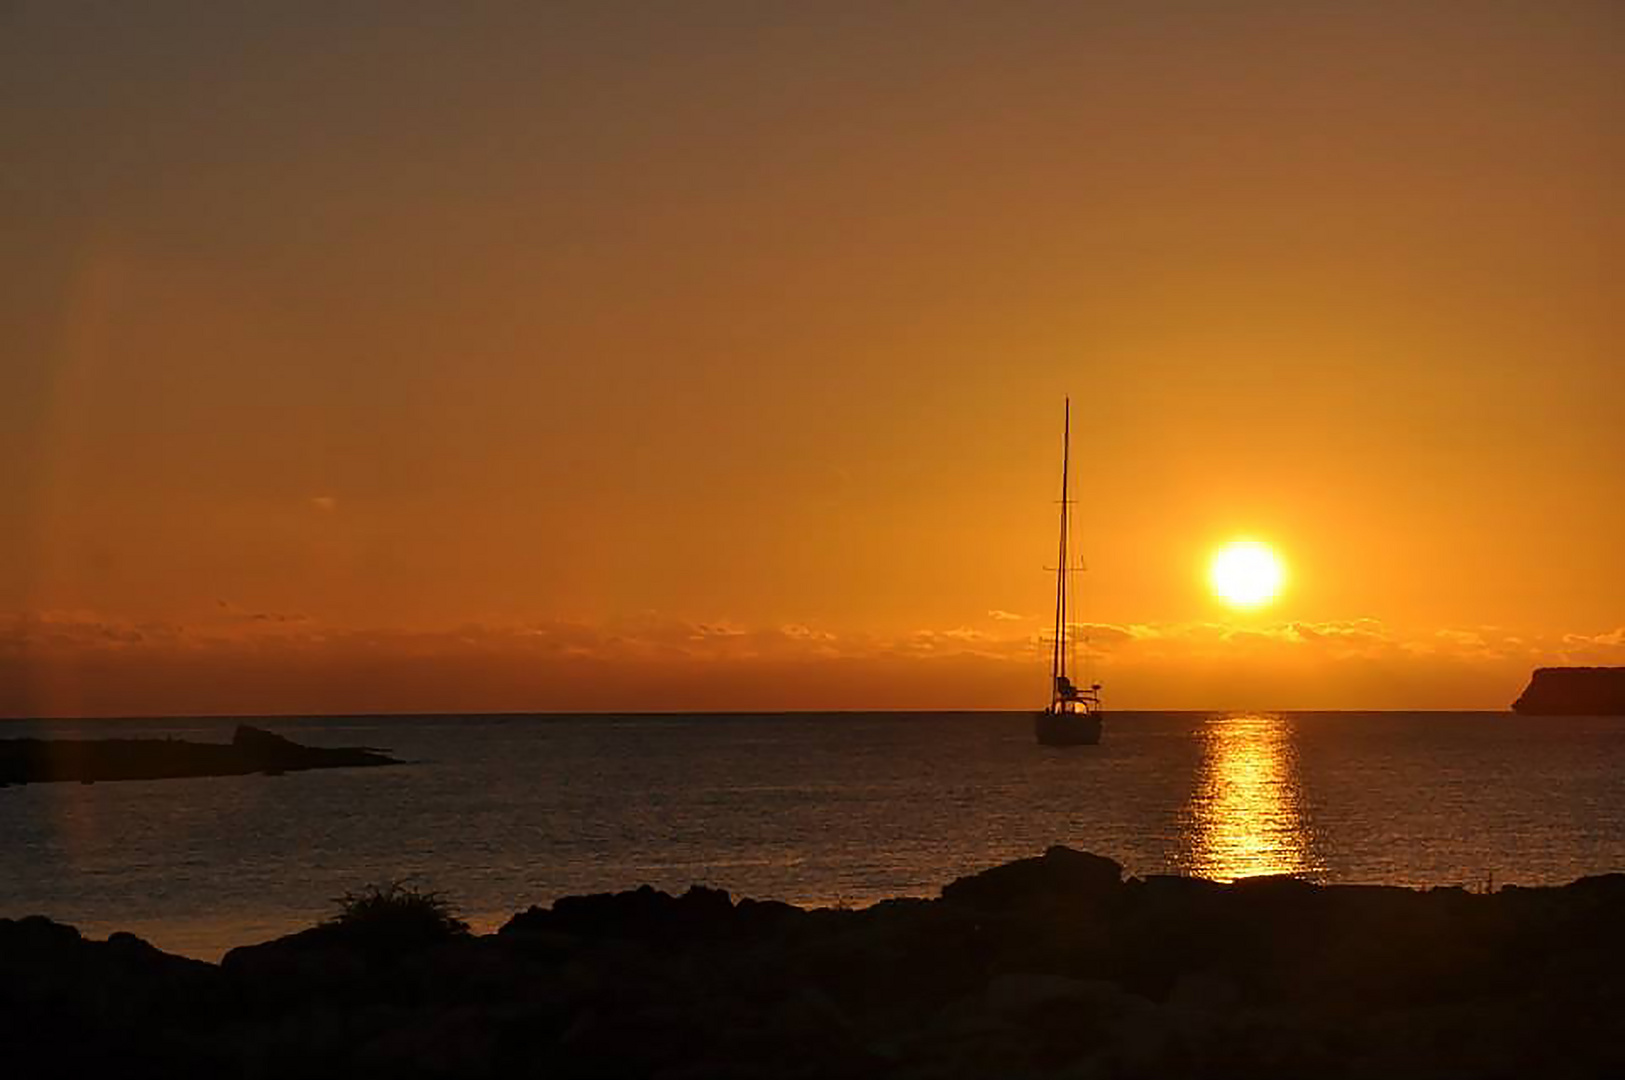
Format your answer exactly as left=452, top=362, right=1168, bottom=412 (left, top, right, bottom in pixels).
left=1166, top=970, right=1241, bottom=1013
left=0, top=913, right=83, bottom=955
left=0, top=724, right=399, bottom=786
left=1512, top=666, right=1625, bottom=715
left=985, top=972, right=1129, bottom=1017
left=501, top=882, right=784, bottom=947
left=1568, top=871, right=1625, bottom=896
left=1134, top=872, right=1226, bottom=899
left=222, top=932, right=373, bottom=1010
left=0, top=918, right=224, bottom=1078
left=1224, top=872, right=1319, bottom=898
left=15, top=848, right=1625, bottom=1077
left=941, top=845, right=1123, bottom=911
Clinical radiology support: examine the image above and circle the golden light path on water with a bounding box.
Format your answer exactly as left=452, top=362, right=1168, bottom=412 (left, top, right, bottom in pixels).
left=1184, top=713, right=1321, bottom=881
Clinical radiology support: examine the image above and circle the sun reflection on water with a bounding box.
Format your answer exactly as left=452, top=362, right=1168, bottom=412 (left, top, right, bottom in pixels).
left=1183, top=712, right=1320, bottom=881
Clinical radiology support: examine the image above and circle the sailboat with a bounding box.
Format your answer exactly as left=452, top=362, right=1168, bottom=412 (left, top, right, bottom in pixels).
left=1034, top=397, right=1103, bottom=746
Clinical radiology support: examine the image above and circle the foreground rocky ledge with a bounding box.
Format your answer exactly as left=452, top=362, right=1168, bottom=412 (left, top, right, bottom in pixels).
left=0, top=724, right=400, bottom=786
left=5, top=847, right=1625, bottom=1078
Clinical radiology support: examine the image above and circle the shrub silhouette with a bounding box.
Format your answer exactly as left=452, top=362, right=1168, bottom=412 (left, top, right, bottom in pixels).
left=326, top=880, right=470, bottom=946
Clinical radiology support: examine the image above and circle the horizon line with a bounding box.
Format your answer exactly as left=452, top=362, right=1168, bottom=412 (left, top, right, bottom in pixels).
left=0, top=706, right=1523, bottom=723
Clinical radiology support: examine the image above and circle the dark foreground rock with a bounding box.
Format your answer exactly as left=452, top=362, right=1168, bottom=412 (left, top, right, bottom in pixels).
left=0, top=724, right=400, bottom=786
left=8, top=846, right=1625, bottom=1078
left=1513, top=666, right=1625, bottom=715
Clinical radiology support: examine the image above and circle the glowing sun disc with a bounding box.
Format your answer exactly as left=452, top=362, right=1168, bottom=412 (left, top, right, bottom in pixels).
left=1209, top=540, right=1286, bottom=609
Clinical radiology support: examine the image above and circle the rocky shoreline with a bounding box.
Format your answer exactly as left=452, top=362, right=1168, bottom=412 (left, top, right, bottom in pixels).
left=5, top=846, right=1625, bottom=1078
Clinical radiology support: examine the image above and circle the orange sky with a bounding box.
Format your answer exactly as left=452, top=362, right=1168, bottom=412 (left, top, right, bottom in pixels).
left=4, top=2, right=1622, bottom=716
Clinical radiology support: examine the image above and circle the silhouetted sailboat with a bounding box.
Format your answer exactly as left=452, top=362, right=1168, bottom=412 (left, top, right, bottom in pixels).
left=1035, top=397, right=1103, bottom=746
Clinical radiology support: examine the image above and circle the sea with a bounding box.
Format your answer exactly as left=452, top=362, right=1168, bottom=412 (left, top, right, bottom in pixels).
left=5, top=710, right=1625, bottom=960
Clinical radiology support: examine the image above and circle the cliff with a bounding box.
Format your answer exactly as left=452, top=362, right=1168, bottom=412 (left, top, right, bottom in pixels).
left=1512, top=667, right=1625, bottom=716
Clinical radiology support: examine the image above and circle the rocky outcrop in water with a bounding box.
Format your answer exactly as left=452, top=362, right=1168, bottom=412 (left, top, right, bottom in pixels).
left=0, top=724, right=400, bottom=787
left=6, top=846, right=1625, bottom=1078
left=1512, top=666, right=1625, bottom=715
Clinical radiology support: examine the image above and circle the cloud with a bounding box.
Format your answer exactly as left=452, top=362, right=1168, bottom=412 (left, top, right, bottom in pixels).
left=310, top=495, right=338, bottom=511
left=987, top=610, right=1027, bottom=622
left=1071, top=623, right=1139, bottom=649
left=1, top=611, right=181, bottom=649
left=217, top=599, right=313, bottom=626
left=1562, top=628, right=1625, bottom=649
left=1557, top=627, right=1625, bottom=663
left=5, top=608, right=1622, bottom=717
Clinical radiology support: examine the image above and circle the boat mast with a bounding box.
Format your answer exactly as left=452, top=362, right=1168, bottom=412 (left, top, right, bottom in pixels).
left=1050, top=398, right=1070, bottom=701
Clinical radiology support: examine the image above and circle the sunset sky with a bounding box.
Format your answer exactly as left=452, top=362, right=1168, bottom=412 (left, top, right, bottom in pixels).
left=4, top=1, right=1621, bottom=716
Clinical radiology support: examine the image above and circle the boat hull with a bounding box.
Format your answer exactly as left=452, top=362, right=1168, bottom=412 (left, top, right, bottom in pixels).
left=1034, top=710, right=1102, bottom=746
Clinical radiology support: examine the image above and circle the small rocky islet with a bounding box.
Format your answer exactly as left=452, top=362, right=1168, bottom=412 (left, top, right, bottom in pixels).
left=0, top=724, right=399, bottom=787
left=6, top=846, right=1625, bottom=1079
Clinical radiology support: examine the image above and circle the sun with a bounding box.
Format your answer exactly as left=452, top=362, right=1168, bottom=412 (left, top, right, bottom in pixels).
left=1209, top=540, right=1286, bottom=610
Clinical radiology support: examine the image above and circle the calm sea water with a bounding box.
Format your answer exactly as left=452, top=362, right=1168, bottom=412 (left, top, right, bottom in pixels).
left=5, top=711, right=1625, bottom=960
